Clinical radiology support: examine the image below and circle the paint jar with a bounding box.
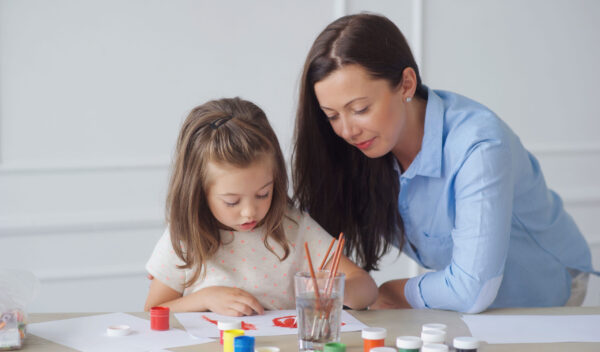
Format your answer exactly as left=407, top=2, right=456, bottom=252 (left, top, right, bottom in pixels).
left=421, top=329, right=445, bottom=344
left=421, top=343, right=449, bottom=352
left=218, top=320, right=242, bottom=344
left=369, top=348, right=397, bottom=352
left=396, top=336, right=422, bottom=352
left=234, top=335, right=255, bottom=352
left=254, top=347, right=280, bottom=352
left=361, top=327, right=386, bottom=352
left=453, top=336, right=479, bottom=352
left=323, top=342, right=346, bottom=352
left=150, top=306, right=170, bottom=331
left=223, top=329, right=245, bottom=352
left=422, top=323, right=447, bottom=332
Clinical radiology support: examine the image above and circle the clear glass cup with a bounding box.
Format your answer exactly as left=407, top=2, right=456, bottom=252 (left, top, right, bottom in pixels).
left=295, top=271, right=345, bottom=352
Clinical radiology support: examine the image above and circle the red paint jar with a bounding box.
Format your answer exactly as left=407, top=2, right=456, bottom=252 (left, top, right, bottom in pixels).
left=150, top=306, right=170, bottom=330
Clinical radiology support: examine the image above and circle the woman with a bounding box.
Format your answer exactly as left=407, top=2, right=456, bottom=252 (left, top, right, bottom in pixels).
left=292, top=13, right=596, bottom=313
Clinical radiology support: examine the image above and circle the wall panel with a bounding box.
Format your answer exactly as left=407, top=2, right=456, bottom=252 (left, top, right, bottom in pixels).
left=1, top=0, right=598, bottom=311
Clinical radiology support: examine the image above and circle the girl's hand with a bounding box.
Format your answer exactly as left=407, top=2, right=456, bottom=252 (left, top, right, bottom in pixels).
left=196, top=286, right=265, bottom=316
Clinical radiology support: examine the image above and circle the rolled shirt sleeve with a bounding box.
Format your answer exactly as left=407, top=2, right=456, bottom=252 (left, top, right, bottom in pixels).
left=405, top=139, right=514, bottom=313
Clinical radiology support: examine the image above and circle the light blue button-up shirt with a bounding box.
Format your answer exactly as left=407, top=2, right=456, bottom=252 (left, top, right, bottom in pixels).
left=399, top=88, right=595, bottom=313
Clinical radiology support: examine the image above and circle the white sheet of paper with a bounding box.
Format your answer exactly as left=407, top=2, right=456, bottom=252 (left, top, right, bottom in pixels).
left=461, top=314, right=600, bottom=344
left=28, top=312, right=213, bottom=352
left=175, top=309, right=367, bottom=338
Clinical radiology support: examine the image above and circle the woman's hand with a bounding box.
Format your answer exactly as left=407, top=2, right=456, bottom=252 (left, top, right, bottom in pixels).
left=195, top=286, right=265, bottom=316
left=370, top=278, right=411, bottom=309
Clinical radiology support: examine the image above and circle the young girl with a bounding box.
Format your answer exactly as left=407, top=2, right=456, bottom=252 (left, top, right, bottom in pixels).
left=144, top=97, right=377, bottom=316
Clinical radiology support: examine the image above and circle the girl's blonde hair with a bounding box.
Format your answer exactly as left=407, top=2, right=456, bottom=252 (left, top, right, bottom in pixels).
left=167, top=97, right=290, bottom=287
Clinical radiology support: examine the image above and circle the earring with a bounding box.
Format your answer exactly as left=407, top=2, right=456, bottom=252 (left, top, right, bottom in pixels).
left=405, top=97, right=412, bottom=103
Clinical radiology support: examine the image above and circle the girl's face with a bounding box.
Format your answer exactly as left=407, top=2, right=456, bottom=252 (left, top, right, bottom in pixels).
left=206, top=155, right=274, bottom=232
left=314, top=64, right=407, bottom=158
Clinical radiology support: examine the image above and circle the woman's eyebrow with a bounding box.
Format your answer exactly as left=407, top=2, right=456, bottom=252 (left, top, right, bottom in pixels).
left=321, top=96, right=368, bottom=111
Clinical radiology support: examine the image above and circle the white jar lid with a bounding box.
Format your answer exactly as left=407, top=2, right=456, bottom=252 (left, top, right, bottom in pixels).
left=362, top=327, right=387, bottom=339
left=421, top=343, right=449, bottom=352
left=396, top=336, right=423, bottom=349
left=254, top=347, right=281, bottom=352
left=218, top=320, right=242, bottom=330
left=453, top=336, right=480, bottom=349
left=369, top=348, right=397, bottom=352
left=106, top=325, right=131, bottom=337
left=421, top=329, right=446, bottom=343
left=422, top=323, right=447, bottom=332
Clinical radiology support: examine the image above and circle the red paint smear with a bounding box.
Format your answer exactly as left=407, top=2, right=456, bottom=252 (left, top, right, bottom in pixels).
left=271, top=315, right=346, bottom=328
left=201, top=315, right=256, bottom=330
left=202, top=315, right=217, bottom=325
left=273, top=315, right=297, bottom=328
left=242, top=322, right=256, bottom=330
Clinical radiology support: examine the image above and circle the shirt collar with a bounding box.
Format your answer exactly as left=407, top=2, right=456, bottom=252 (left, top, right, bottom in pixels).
left=401, top=87, right=444, bottom=179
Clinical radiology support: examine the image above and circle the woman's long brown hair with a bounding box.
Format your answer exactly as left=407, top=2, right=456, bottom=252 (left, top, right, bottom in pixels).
left=293, top=13, right=426, bottom=271
left=167, top=97, right=290, bottom=287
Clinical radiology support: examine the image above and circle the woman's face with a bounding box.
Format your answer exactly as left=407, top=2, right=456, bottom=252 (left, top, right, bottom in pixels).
left=314, top=64, right=407, bottom=158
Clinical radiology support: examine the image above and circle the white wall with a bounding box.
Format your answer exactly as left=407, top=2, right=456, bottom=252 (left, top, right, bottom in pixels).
left=0, top=0, right=598, bottom=312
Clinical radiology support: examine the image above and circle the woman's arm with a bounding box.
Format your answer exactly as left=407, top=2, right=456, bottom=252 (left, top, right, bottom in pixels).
left=327, top=255, right=378, bottom=309
left=370, top=278, right=411, bottom=309
left=144, top=279, right=265, bottom=316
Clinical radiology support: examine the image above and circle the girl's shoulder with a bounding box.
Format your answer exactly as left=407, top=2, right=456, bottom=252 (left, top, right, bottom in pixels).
left=283, top=206, right=333, bottom=243
left=153, top=226, right=189, bottom=261
left=284, top=205, right=303, bottom=221
left=283, top=205, right=311, bottom=228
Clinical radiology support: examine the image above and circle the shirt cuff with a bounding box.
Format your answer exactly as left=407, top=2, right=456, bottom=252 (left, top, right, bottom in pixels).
left=405, top=273, right=428, bottom=309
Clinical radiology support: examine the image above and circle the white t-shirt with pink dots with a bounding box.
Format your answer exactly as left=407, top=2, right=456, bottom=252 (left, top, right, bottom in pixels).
left=145, top=207, right=335, bottom=310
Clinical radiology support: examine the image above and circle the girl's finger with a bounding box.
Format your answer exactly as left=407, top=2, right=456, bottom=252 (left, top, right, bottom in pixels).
left=236, top=294, right=264, bottom=315
left=230, top=301, right=256, bottom=316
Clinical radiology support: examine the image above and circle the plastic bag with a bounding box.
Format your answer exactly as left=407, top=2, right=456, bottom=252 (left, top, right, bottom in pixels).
left=0, top=269, right=39, bottom=350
